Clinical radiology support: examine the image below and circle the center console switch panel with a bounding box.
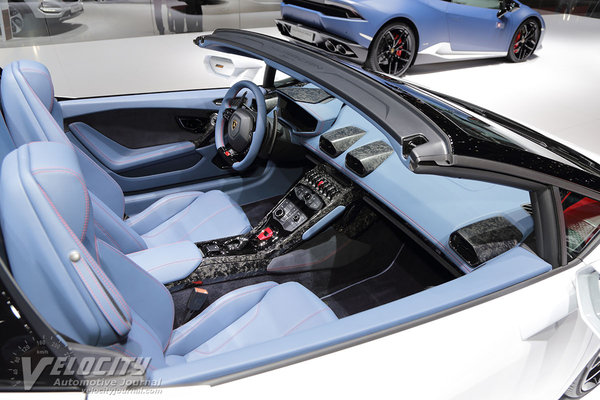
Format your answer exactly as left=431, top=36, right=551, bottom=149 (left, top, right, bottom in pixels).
left=303, top=169, right=341, bottom=200
left=294, top=185, right=323, bottom=210
left=273, top=198, right=308, bottom=231
left=189, top=164, right=360, bottom=284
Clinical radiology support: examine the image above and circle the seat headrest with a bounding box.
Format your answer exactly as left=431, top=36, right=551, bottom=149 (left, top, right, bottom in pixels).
left=8, top=60, right=55, bottom=112
left=1, top=60, right=67, bottom=146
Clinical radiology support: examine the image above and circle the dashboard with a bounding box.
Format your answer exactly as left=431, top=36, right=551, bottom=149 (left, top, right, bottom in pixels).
left=273, top=83, right=534, bottom=274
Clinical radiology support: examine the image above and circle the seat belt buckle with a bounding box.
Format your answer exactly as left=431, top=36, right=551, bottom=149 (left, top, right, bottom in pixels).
left=183, top=287, right=209, bottom=323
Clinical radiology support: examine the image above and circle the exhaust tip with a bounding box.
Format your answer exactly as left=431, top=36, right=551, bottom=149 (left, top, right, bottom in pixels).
left=324, top=40, right=336, bottom=53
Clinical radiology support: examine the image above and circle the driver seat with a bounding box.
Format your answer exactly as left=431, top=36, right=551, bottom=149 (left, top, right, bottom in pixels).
left=0, top=60, right=251, bottom=253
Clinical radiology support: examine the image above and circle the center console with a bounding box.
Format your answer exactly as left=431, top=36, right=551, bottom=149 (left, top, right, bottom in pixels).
left=168, top=164, right=360, bottom=286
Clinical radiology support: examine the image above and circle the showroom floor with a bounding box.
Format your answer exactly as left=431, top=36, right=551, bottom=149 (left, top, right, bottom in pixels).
left=0, top=14, right=598, bottom=159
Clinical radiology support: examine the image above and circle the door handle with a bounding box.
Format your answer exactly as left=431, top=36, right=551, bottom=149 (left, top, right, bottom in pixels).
left=176, top=116, right=206, bottom=133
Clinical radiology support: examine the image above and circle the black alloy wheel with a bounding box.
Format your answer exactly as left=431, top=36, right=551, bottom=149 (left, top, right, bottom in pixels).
left=366, top=22, right=416, bottom=77
left=507, top=19, right=540, bottom=63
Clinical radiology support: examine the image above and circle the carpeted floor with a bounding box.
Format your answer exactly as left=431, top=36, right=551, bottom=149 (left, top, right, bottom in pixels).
left=171, top=212, right=455, bottom=326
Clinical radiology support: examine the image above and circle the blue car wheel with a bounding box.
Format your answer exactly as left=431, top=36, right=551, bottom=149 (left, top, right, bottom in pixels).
left=365, top=22, right=417, bottom=77
left=507, top=18, right=541, bottom=63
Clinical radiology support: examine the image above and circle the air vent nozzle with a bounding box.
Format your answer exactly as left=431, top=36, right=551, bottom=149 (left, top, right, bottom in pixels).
left=319, top=126, right=366, bottom=157
left=449, top=216, right=523, bottom=268
left=345, top=141, right=393, bottom=177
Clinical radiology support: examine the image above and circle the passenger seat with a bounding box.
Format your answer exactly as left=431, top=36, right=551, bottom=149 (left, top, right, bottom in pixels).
left=0, top=60, right=251, bottom=253
left=0, top=141, right=337, bottom=376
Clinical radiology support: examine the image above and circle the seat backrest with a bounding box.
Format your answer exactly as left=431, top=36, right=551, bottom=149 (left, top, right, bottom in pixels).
left=0, top=142, right=173, bottom=349
left=1, top=60, right=66, bottom=146
left=0, top=61, right=147, bottom=253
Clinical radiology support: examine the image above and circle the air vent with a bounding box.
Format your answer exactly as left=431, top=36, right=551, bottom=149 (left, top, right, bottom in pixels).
left=345, top=141, right=393, bottom=177
left=449, top=216, right=523, bottom=268
left=319, top=126, right=366, bottom=157
left=522, top=203, right=533, bottom=216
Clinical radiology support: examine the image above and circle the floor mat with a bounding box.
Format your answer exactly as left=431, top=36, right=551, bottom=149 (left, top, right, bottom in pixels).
left=320, top=240, right=453, bottom=317
left=172, top=216, right=454, bottom=324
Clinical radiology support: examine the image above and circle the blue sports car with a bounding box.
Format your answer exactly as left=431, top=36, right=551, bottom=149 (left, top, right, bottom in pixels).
left=276, top=0, right=546, bottom=76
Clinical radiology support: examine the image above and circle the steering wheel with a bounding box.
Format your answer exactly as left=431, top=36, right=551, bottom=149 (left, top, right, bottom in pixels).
left=215, top=80, right=267, bottom=171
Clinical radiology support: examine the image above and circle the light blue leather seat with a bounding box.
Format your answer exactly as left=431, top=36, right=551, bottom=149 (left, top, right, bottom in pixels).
left=0, top=141, right=337, bottom=373
left=0, top=60, right=251, bottom=252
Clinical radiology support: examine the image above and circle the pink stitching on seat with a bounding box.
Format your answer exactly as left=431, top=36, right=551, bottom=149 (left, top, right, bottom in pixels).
left=19, top=66, right=54, bottom=112
left=70, top=261, right=128, bottom=336
left=73, top=146, right=125, bottom=216
left=145, top=258, right=202, bottom=272
left=127, top=193, right=200, bottom=229
left=14, top=62, right=64, bottom=140
left=125, top=241, right=190, bottom=256
left=133, top=319, right=163, bottom=352
left=94, top=221, right=123, bottom=252
left=141, top=196, right=236, bottom=240
left=91, top=196, right=146, bottom=250
left=181, top=204, right=235, bottom=238
left=35, top=183, right=132, bottom=322
left=169, top=283, right=277, bottom=346
left=32, top=168, right=90, bottom=241
left=283, top=308, right=329, bottom=336
left=70, top=123, right=194, bottom=166
left=99, top=241, right=175, bottom=351
left=191, top=303, right=262, bottom=356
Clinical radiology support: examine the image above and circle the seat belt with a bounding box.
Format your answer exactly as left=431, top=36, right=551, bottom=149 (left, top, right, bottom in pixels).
left=70, top=254, right=132, bottom=342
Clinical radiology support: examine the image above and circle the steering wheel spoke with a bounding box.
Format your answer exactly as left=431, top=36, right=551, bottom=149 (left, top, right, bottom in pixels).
left=214, top=80, right=267, bottom=172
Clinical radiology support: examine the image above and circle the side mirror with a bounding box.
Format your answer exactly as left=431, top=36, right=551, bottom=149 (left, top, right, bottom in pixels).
left=497, top=0, right=519, bottom=18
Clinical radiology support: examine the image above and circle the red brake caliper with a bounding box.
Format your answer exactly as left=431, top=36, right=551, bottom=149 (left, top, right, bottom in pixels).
left=394, top=34, right=403, bottom=57
left=513, top=32, right=521, bottom=53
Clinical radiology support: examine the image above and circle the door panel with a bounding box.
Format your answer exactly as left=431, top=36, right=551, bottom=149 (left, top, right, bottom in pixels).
left=446, top=1, right=509, bottom=52
left=60, top=88, right=230, bottom=193
left=64, top=107, right=215, bottom=149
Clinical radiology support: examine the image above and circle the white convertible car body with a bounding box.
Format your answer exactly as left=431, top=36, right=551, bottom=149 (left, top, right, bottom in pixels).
left=0, top=30, right=599, bottom=400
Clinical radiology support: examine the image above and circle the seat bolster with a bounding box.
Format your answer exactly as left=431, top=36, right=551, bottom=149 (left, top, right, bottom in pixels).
left=97, top=240, right=174, bottom=351
left=166, top=282, right=278, bottom=356
left=142, top=190, right=252, bottom=247
left=91, top=193, right=147, bottom=254
left=74, top=145, right=125, bottom=217
left=184, top=282, right=337, bottom=361
left=107, top=311, right=169, bottom=371
left=127, top=192, right=203, bottom=235
left=51, top=98, right=64, bottom=129
left=69, top=122, right=196, bottom=173
left=126, top=241, right=202, bottom=284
